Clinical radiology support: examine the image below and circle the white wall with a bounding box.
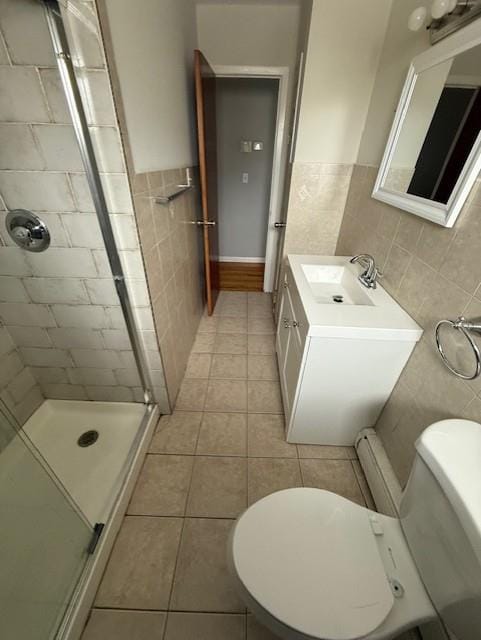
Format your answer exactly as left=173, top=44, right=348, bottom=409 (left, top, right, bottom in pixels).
left=104, top=0, right=197, bottom=173
left=294, top=0, right=392, bottom=164
left=196, top=2, right=300, bottom=71
left=357, top=0, right=430, bottom=166
left=217, top=78, right=279, bottom=259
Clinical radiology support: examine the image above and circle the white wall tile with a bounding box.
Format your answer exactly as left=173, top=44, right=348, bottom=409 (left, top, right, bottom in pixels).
left=89, top=127, right=125, bottom=173
left=0, top=327, right=15, bottom=357
left=0, top=302, right=56, bottom=327
left=84, top=278, right=118, bottom=305
left=41, top=383, right=87, bottom=400
left=140, top=330, right=158, bottom=351
left=114, top=368, right=141, bottom=387
left=0, top=248, right=32, bottom=276
left=104, top=306, right=127, bottom=330
left=0, top=171, right=75, bottom=211
left=0, top=124, right=45, bottom=170
left=0, top=29, right=9, bottom=64
left=85, top=385, right=134, bottom=402
left=48, top=327, right=103, bottom=349
left=61, top=2, right=104, bottom=69
left=0, top=67, right=49, bottom=122
left=126, top=279, right=150, bottom=307
left=51, top=304, right=109, bottom=329
left=101, top=329, right=130, bottom=350
left=133, top=306, right=155, bottom=331
left=30, top=367, right=68, bottom=384
left=26, top=248, right=97, bottom=278
left=78, top=70, right=116, bottom=126
left=13, top=385, right=43, bottom=424
left=149, top=370, right=165, bottom=387
left=24, top=278, right=90, bottom=304
left=32, top=124, right=84, bottom=172
left=70, top=348, right=122, bottom=368
left=0, top=350, right=23, bottom=388
left=8, top=326, right=52, bottom=348
left=110, top=214, right=139, bottom=250
left=0, top=276, right=30, bottom=302
left=39, top=68, right=70, bottom=124
left=69, top=173, right=133, bottom=214
left=62, top=213, right=104, bottom=248
left=119, top=250, right=144, bottom=279
left=7, top=367, right=37, bottom=402
left=91, top=249, right=111, bottom=276
left=145, top=349, right=162, bottom=370
left=20, top=347, right=72, bottom=368
left=67, top=367, right=116, bottom=386
left=118, top=350, right=136, bottom=369
left=0, top=0, right=56, bottom=66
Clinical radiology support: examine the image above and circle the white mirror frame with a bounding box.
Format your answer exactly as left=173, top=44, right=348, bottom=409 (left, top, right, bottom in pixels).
left=373, top=18, right=481, bottom=228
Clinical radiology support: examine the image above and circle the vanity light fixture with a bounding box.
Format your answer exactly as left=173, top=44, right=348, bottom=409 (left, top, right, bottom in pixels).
left=408, top=0, right=481, bottom=42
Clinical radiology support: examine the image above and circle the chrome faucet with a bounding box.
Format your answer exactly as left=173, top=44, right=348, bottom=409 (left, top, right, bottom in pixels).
left=350, top=254, right=382, bottom=289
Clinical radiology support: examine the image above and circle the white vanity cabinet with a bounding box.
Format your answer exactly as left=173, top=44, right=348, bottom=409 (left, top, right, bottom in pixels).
left=276, top=255, right=422, bottom=446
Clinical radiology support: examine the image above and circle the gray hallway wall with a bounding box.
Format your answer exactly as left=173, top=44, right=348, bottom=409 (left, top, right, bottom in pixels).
left=216, top=78, right=279, bottom=259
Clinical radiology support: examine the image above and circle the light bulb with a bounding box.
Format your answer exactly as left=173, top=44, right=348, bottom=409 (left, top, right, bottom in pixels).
left=431, top=0, right=450, bottom=19
left=408, top=6, right=428, bottom=31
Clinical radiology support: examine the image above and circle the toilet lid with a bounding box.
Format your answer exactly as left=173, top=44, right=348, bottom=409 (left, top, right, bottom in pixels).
left=231, top=488, right=394, bottom=640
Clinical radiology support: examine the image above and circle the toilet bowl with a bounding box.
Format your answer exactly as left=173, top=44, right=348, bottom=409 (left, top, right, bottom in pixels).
left=228, top=419, right=481, bottom=640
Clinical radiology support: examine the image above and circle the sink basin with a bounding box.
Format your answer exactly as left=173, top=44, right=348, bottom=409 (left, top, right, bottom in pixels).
left=300, top=263, right=373, bottom=306
left=287, top=254, right=422, bottom=341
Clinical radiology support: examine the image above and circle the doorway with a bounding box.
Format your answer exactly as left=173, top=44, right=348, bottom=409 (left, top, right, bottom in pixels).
left=213, top=66, right=289, bottom=293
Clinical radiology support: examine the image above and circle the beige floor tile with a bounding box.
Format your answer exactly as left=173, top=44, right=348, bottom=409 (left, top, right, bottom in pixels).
left=170, top=518, right=245, bottom=612
left=297, top=444, right=357, bottom=460
left=218, top=303, right=247, bottom=318
left=248, top=317, right=275, bottom=335
left=196, top=412, right=247, bottom=456
left=247, top=380, right=283, bottom=413
left=149, top=412, right=202, bottom=455
left=210, top=354, right=247, bottom=379
left=352, top=459, right=376, bottom=509
left=214, top=333, right=248, bottom=354
left=95, top=516, right=182, bottom=609
left=81, top=610, right=166, bottom=640
left=164, top=613, right=245, bottom=640
left=205, top=379, right=248, bottom=412
left=219, top=291, right=247, bottom=304
left=248, top=302, right=273, bottom=319
left=300, top=459, right=365, bottom=505
left=248, top=355, right=279, bottom=380
left=192, top=332, right=216, bottom=353
left=128, top=455, right=193, bottom=516
left=247, top=292, right=271, bottom=304
left=186, top=456, right=247, bottom=518
left=247, top=414, right=296, bottom=458
left=185, top=353, right=212, bottom=378
left=175, top=379, right=208, bottom=411
left=198, top=314, right=218, bottom=334
left=248, top=458, right=302, bottom=505
left=218, top=316, right=247, bottom=334
left=248, top=334, right=275, bottom=355
left=247, top=614, right=280, bottom=639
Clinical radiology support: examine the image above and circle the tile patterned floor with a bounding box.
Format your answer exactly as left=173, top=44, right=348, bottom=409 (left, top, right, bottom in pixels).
left=82, top=292, right=374, bottom=640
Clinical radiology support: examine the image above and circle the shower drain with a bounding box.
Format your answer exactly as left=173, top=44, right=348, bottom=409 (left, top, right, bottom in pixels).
left=77, top=430, right=99, bottom=448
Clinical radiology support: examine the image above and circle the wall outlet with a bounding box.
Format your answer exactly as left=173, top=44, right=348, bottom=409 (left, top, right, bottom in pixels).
left=242, top=173, right=249, bottom=184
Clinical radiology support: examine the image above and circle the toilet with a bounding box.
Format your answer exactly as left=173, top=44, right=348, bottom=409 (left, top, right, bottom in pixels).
left=228, top=419, right=481, bottom=640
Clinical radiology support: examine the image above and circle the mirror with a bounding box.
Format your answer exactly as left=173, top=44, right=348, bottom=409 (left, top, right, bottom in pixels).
left=373, top=20, right=481, bottom=227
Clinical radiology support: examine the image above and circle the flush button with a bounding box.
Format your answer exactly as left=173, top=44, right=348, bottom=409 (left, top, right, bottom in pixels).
left=369, top=515, right=384, bottom=536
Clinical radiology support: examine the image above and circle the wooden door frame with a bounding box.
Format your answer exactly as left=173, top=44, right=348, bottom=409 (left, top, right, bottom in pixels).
left=212, top=65, right=289, bottom=293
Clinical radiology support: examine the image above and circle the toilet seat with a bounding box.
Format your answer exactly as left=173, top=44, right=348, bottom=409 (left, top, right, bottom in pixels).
left=229, top=488, right=396, bottom=640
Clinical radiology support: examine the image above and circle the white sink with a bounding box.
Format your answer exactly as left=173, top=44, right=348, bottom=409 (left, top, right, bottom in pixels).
left=288, top=254, right=422, bottom=341
left=300, top=263, right=373, bottom=306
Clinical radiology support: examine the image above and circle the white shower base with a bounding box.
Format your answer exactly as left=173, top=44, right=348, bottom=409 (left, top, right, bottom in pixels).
left=22, top=400, right=145, bottom=525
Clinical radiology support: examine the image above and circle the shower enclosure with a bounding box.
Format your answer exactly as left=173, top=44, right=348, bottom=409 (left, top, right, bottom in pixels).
left=0, top=0, right=163, bottom=637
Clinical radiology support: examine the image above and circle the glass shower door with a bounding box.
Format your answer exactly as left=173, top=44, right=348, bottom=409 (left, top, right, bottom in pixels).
left=0, top=409, right=92, bottom=639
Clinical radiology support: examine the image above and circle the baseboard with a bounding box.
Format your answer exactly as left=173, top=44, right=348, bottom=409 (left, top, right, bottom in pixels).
left=219, top=256, right=266, bottom=263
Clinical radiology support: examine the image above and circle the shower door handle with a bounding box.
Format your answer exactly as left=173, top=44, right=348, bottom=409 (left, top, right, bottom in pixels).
left=274, top=221, right=286, bottom=229
left=196, top=220, right=216, bottom=227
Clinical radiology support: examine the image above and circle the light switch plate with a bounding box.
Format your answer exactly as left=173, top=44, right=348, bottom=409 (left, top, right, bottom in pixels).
left=240, top=141, right=252, bottom=153
left=253, top=141, right=263, bottom=151
left=242, top=173, right=249, bottom=183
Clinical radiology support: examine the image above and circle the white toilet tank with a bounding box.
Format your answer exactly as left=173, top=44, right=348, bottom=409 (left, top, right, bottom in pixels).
left=400, top=419, right=481, bottom=640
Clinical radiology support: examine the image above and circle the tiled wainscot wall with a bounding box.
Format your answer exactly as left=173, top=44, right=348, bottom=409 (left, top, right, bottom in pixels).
left=336, top=165, right=481, bottom=486
left=131, top=169, right=204, bottom=407
left=0, top=0, right=168, bottom=425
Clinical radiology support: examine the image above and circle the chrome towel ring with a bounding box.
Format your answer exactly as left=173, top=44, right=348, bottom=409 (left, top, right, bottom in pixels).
left=435, top=316, right=481, bottom=380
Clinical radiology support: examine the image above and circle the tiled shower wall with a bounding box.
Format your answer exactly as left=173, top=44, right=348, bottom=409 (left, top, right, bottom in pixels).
left=283, top=162, right=353, bottom=255
left=0, top=0, right=168, bottom=421
left=131, top=170, right=204, bottom=406
left=336, top=165, right=481, bottom=486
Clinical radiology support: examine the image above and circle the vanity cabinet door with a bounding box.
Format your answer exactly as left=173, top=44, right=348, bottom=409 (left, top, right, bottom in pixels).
left=276, top=284, right=304, bottom=420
